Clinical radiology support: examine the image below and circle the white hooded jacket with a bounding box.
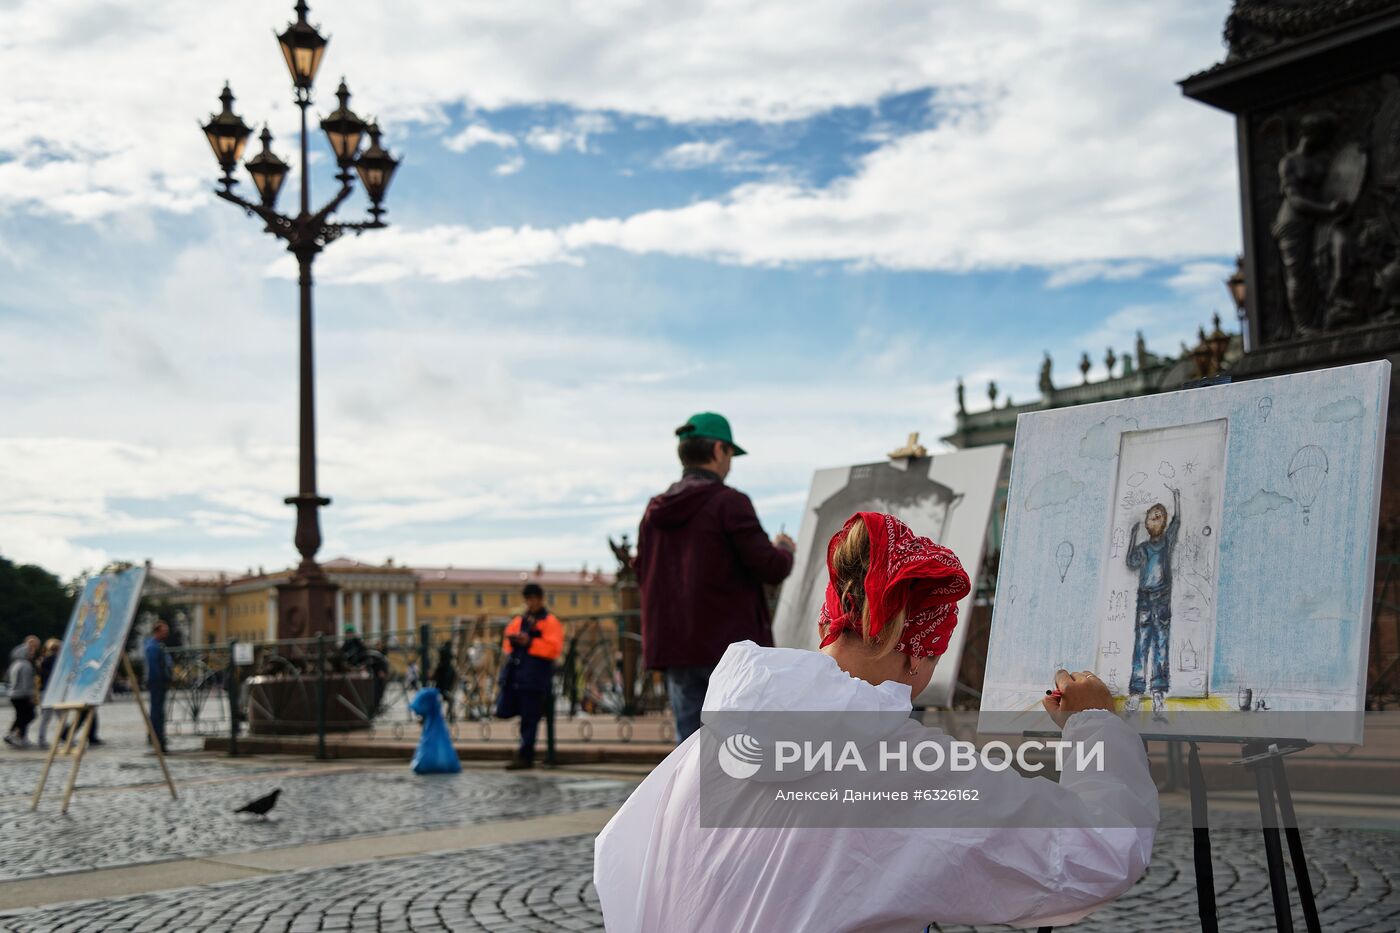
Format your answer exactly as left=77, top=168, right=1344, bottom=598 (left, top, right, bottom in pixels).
left=594, top=642, right=1157, bottom=932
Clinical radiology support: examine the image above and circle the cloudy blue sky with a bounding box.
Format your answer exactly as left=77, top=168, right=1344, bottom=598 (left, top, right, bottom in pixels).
left=0, top=0, right=1242, bottom=580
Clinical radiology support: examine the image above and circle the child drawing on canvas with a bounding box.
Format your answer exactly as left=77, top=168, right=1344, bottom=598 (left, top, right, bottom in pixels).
left=1124, top=486, right=1180, bottom=714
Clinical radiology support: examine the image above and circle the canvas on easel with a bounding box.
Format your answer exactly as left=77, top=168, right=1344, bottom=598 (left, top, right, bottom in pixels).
left=980, top=361, right=1389, bottom=743
left=771, top=444, right=1006, bottom=707
left=32, top=564, right=177, bottom=812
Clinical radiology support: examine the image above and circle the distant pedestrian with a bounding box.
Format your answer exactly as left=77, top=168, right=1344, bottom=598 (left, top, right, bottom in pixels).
left=341, top=625, right=368, bottom=667
left=637, top=412, right=795, bottom=742
left=35, top=638, right=60, bottom=748
left=495, top=584, right=564, bottom=770
left=432, top=643, right=458, bottom=723
left=370, top=639, right=390, bottom=713
left=144, top=622, right=172, bottom=753
left=5, top=636, right=39, bottom=748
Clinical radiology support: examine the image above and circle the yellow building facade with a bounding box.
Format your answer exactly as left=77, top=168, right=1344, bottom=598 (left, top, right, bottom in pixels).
left=144, top=559, right=617, bottom=645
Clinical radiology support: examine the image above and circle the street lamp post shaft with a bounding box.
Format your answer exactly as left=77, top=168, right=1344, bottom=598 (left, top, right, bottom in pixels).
left=297, top=249, right=317, bottom=501
left=288, top=246, right=327, bottom=582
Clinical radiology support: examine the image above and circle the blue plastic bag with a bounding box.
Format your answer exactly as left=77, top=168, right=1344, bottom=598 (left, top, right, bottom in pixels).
left=409, top=687, right=461, bottom=774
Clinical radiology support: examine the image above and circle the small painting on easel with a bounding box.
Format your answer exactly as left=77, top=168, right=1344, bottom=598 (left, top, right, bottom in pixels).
left=42, top=565, right=146, bottom=708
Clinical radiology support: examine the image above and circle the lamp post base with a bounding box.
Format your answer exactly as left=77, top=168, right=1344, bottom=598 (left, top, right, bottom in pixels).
left=276, top=575, right=340, bottom=640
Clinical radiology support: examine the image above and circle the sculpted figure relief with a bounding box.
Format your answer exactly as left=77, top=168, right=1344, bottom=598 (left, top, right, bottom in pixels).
left=1270, top=112, right=1363, bottom=338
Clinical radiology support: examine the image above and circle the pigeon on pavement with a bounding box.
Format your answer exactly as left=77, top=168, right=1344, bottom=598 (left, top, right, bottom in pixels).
left=234, top=788, right=281, bottom=819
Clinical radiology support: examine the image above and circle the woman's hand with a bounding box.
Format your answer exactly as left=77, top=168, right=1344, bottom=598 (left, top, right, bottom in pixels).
left=1042, top=668, right=1113, bottom=728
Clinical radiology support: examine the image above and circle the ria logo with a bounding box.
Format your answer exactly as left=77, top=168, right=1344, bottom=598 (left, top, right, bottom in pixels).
left=717, top=733, right=763, bottom=779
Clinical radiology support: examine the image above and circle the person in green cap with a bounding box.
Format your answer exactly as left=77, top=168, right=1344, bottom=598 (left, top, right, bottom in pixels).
left=636, top=412, right=796, bottom=742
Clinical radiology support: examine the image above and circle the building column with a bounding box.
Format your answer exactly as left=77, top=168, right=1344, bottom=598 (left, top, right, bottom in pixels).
left=193, top=604, right=206, bottom=646
left=266, top=592, right=277, bottom=641
left=335, top=592, right=346, bottom=637
left=370, top=591, right=382, bottom=638
left=406, top=593, right=416, bottom=633
left=384, top=593, right=397, bottom=641
left=353, top=591, right=364, bottom=633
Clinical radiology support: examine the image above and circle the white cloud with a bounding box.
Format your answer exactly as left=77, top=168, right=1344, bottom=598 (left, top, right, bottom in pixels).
left=1045, top=261, right=1154, bottom=289
left=493, top=154, right=526, bottom=176
left=283, top=223, right=576, bottom=282
left=655, top=139, right=733, bottom=170
left=524, top=113, right=613, bottom=154
left=443, top=123, right=518, bottom=152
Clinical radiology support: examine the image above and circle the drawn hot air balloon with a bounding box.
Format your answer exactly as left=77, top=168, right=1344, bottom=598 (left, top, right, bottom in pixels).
left=1055, top=541, right=1074, bottom=583
left=1258, top=397, right=1273, bottom=422
left=1287, top=445, right=1329, bottom=525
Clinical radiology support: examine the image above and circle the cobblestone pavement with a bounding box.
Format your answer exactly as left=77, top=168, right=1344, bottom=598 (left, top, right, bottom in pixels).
left=0, top=744, right=281, bottom=799
left=0, top=765, right=632, bottom=881
left=2, top=834, right=604, bottom=933
left=0, top=702, right=634, bottom=883
left=3, top=820, right=1398, bottom=932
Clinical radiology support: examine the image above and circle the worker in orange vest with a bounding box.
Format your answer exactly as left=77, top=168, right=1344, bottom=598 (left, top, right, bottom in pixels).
left=496, top=582, right=565, bottom=770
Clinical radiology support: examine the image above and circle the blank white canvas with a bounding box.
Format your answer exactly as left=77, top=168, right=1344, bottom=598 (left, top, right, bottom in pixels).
left=771, top=445, right=1005, bottom=707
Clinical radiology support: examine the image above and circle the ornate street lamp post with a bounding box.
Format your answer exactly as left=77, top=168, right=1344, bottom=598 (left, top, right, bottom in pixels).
left=201, top=1, right=399, bottom=640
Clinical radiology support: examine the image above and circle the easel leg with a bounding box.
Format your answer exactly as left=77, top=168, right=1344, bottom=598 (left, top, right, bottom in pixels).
left=30, top=709, right=69, bottom=810
left=1250, top=754, right=1295, bottom=933
left=1271, top=757, right=1320, bottom=933
left=60, top=708, right=80, bottom=756
left=59, top=708, right=95, bottom=815
left=1188, top=743, right=1219, bottom=933
left=122, top=654, right=177, bottom=800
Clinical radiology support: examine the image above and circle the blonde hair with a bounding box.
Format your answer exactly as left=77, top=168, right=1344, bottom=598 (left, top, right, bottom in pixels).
left=826, top=519, right=903, bottom=658
left=43, top=638, right=61, bottom=656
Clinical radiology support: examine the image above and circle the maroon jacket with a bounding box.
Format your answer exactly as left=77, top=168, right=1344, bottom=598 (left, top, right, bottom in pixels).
left=637, top=469, right=794, bottom=669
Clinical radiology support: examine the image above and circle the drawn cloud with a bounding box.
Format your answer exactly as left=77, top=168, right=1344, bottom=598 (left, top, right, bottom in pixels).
left=1025, top=471, right=1084, bottom=511
left=1314, top=396, right=1364, bottom=424
left=1239, top=488, right=1292, bottom=518
left=1079, top=415, right=1139, bottom=460
left=1295, top=589, right=1350, bottom=624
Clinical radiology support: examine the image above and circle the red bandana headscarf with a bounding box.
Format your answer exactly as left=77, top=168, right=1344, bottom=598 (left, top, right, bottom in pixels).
left=818, top=512, right=970, bottom=658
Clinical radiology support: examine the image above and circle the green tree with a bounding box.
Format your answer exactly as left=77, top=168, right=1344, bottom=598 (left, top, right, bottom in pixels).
left=0, top=557, right=75, bottom=652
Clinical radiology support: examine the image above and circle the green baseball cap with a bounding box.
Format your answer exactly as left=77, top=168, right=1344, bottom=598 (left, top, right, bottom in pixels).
left=676, top=412, right=746, bottom=456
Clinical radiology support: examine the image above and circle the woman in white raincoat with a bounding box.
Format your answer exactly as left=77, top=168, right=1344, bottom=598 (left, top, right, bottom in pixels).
left=594, top=511, right=1157, bottom=932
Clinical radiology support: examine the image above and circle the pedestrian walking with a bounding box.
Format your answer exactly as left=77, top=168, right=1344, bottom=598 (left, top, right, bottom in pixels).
left=637, top=412, right=795, bottom=742
left=35, top=638, right=61, bottom=748
left=432, top=643, right=457, bottom=723
left=495, top=583, right=564, bottom=770
left=143, top=622, right=172, bottom=753
left=5, top=636, right=39, bottom=748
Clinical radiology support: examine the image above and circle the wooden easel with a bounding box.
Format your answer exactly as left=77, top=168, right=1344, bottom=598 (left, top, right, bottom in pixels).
left=31, top=654, right=177, bottom=813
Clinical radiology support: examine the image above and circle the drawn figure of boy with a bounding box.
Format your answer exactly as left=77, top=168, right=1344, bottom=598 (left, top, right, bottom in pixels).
left=1124, top=486, right=1180, bottom=714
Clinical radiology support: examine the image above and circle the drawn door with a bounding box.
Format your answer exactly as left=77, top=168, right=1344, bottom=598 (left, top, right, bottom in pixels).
left=1094, top=419, right=1227, bottom=700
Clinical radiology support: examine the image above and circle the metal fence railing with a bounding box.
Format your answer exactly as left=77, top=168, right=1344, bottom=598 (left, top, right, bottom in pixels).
left=151, top=610, right=670, bottom=758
